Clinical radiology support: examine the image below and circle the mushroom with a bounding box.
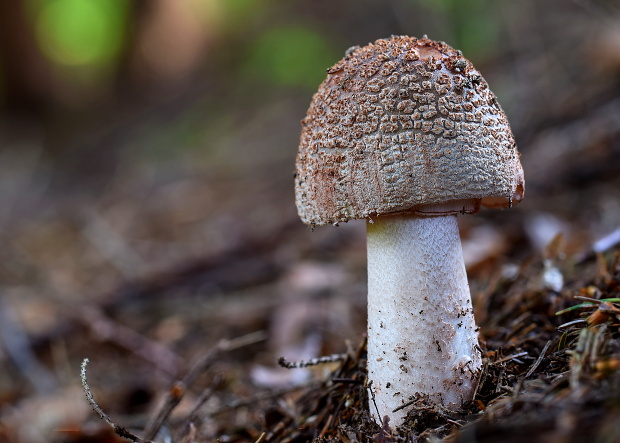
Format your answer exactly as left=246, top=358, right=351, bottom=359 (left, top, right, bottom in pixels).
left=294, top=36, right=524, bottom=425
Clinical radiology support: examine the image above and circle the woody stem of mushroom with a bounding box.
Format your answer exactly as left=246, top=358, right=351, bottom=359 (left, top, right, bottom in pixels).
left=366, top=213, right=482, bottom=425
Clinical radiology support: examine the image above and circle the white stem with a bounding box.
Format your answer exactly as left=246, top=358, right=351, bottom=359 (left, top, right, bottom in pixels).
left=367, top=214, right=482, bottom=425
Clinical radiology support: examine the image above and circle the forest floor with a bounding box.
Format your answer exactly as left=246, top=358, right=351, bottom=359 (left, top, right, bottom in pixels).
left=1, top=123, right=619, bottom=442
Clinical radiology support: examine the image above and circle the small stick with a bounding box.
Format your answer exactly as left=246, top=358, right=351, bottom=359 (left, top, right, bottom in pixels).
left=392, top=397, right=416, bottom=413
left=471, top=359, right=488, bottom=401
left=81, top=358, right=153, bottom=443
left=525, top=340, right=553, bottom=378
left=185, top=374, right=224, bottom=423
left=446, top=418, right=463, bottom=427
left=184, top=330, right=267, bottom=383
left=265, top=419, right=289, bottom=441
left=574, top=295, right=613, bottom=303
left=492, top=351, right=529, bottom=364
left=78, top=306, right=183, bottom=377
left=278, top=353, right=347, bottom=369
left=142, top=381, right=185, bottom=441
left=144, top=331, right=267, bottom=440
left=366, top=380, right=382, bottom=420
left=558, top=319, right=587, bottom=329
left=318, top=414, right=334, bottom=438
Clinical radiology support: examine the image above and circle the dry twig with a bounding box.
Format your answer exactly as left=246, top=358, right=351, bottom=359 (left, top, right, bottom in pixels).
left=277, top=353, right=347, bottom=369
left=81, top=358, right=153, bottom=443
left=143, top=330, right=267, bottom=440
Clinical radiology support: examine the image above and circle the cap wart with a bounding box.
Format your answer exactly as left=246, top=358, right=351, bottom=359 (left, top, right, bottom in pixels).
left=295, top=36, right=524, bottom=226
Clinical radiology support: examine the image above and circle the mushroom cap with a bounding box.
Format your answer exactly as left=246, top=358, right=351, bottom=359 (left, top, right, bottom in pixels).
left=295, top=36, right=524, bottom=226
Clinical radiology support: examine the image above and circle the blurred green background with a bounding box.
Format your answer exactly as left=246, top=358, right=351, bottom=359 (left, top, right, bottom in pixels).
left=2, top=0, right=617, bottom=211
left=0, top=0, right=554, bottom=161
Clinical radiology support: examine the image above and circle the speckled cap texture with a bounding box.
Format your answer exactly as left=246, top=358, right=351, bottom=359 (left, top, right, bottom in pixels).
left=295, top=36, right=524, bottom=226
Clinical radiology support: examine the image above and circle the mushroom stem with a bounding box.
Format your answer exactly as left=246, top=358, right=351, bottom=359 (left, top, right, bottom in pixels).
left=367, top=214, right=482, bottom=425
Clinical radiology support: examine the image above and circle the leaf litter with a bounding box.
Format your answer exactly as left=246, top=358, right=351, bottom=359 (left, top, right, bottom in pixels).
left=70, top=243, right=620, bottom=443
